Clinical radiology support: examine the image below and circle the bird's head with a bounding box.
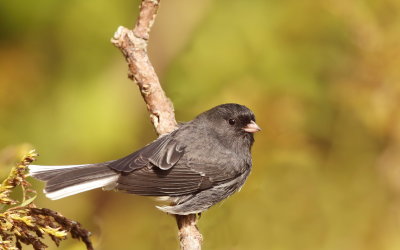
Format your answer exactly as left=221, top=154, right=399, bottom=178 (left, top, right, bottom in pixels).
left=195, top=103, right=261, bottom=150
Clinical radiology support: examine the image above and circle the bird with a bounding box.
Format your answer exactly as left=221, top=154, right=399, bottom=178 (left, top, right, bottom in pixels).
left=29, top=103, right=260, bottom=215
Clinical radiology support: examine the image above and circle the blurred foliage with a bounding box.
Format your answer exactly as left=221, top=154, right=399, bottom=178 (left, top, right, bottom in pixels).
left=1, top=0, right=400, bottom=249
left=0, top=149, right=92, bottom=249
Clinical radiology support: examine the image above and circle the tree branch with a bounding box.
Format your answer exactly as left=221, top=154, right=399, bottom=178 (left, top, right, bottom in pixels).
left=111, top=0, right=177, bottom=135
left=176, top=214, right=203, bottom=250
left=111, top=0, right=203, bottom=249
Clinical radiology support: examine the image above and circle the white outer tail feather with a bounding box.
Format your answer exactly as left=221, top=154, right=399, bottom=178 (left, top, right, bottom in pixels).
left=29, top=164, right=91, bottom=174
left=29, top=164, right=119, bottom=200
left=45, top=176, right=118, bottom=200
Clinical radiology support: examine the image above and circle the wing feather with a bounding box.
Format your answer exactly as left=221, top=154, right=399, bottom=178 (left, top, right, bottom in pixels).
left=107, top=132, right=185, bottom=173
left=116, top=165, right=213, bottom=196
left=107, top=128, right=247, bottom=197
left=115, top=159, right=245, bottom=197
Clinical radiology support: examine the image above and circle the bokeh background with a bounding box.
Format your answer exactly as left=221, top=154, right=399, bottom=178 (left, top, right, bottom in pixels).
left=1, top=0, right=400, bottom=249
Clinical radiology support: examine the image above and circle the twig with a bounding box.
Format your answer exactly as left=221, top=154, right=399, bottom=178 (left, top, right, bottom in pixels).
left=111, top=0, right=203, bottom=249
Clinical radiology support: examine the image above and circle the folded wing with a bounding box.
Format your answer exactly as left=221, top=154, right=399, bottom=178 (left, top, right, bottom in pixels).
left=107, top=132, right=185, bottom=173
left=107, top=130, right=245, bottom=197
left=115, top=160, right=244, bottom=197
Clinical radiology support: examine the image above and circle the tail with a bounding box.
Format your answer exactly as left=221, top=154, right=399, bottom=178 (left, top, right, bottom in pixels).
left=29, top=163, right=119, bottom=200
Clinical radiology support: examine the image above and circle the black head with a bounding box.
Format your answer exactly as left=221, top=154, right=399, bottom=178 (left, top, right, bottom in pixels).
left=195, top=103, right=260, bottom=151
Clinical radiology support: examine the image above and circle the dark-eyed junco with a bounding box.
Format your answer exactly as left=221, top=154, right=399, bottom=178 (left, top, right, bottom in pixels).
left=29, top=103, right=260, bottom=215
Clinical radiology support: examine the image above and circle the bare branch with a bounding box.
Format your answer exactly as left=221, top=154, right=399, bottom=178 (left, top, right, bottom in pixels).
left=176, top=214, right=203, bottom=250
left=111, top=1, right=203, bottom=249
left=111, top=0, right=177, bottom=135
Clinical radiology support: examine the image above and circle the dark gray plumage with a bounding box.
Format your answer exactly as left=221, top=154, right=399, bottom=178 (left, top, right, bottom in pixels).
left=29, top=103, right=260, bottom=215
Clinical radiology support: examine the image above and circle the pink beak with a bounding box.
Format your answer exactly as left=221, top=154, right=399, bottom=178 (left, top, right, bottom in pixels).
left=243, top=121, right=261, bottom=133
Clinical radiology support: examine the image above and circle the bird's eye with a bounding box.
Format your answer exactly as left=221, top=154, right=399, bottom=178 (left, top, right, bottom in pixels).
left=228, top=119, right=236, bottom=125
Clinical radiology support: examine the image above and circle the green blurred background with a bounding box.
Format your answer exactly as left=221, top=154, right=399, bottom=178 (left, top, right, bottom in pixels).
left=1, top=0, right=400, bottom=249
